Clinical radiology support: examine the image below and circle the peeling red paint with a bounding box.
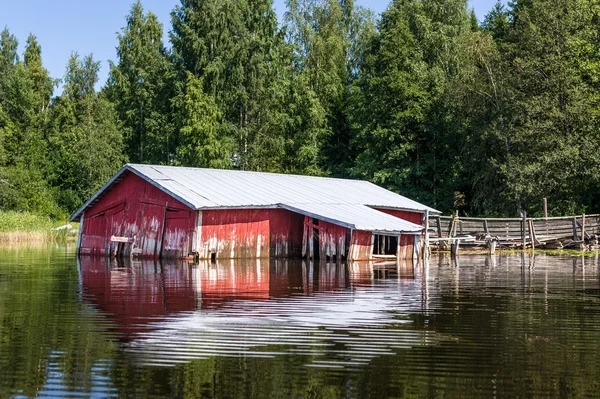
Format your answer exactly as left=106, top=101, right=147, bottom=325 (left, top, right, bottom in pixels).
left=200, top=208, right=304, bottom=260
left=374, top=208, right=423, bottom=225
left=302, top=216, right=350, bottom=260
left=348, top=230, right=373, bottom=261
left=162, top=210, right=195, bottom=259
left=269, top=209, right=305, bottom=258
left=79, top=172, right=194, bottom=258
left=79, top=172, right=424, bottom=261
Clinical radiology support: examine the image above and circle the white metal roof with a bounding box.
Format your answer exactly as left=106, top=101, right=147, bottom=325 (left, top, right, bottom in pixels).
left=71, top=164, right=439, bottom=234
left=281, top=203, right=423, bottom=234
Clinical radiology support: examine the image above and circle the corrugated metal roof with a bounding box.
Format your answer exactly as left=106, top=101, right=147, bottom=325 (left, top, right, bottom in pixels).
left=71, top=164, right=439, bottom=234
left=281, top=203, right=423, bottom=234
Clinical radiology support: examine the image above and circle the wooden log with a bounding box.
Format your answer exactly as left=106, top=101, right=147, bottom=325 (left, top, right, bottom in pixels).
left=447, top=216, right=455, bottom=238
left=485, top=235, right=497, bottom=255
left=528, top=219, right=537, bottom=250
left=110, top=235, right=134, bottom=243
left=453, top=210, right=459, bottom=236
left=543, top=198, right=548, bottom=219
left=543, top=240, right=563, bottom=250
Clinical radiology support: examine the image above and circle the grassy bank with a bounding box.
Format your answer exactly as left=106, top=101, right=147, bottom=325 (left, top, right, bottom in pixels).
left=0, top=211, right=78, bottom=243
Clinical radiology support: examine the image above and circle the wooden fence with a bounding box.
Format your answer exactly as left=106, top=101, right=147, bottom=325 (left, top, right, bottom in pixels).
left=429, top=214, right=600, bottom=250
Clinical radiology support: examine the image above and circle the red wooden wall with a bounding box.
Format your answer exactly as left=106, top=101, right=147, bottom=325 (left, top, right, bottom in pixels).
left=199, top=208, right=305, bottom=259
left=374, top=208, right=423, bottom=225
left=269, top=209, right=305, bottom=258
left=302, top=216, right=350, bottom=260
left=348, top=230, right=373, bottom=261
left=79, top=172, right=195, bottom=258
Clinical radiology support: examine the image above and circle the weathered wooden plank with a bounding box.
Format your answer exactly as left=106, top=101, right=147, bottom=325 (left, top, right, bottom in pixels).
left=110, top=235, right=134, bottom=243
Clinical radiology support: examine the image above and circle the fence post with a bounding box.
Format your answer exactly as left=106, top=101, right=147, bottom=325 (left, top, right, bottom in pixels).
left=423, top=209, right=430, bottom=260
left=521, top=211, right=527, bottom=250
left=544, top=198, right=548, bottom=236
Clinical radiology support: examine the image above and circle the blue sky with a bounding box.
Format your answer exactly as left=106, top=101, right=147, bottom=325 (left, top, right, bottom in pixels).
left=1, top=0, right=499, bottom=93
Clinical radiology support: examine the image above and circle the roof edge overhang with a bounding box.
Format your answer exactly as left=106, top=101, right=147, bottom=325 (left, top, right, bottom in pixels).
left=367, top=205, right=442, bottom=215
left=69, top=164, right=199, bottom=222
left=279, top=204, right=355, bottom=230
left=279, top=204, right=423, bottom=235
left=70, top=165, right=130, bottom=222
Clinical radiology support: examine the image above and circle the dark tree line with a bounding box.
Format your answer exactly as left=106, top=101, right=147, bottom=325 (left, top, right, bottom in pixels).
left=1, top=0, right=600, bottom=219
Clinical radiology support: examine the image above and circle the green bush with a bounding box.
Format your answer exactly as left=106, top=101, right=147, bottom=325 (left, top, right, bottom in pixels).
left=0, top=165, right=66, bottom=220
left=0, top=211, right=54, bottom=233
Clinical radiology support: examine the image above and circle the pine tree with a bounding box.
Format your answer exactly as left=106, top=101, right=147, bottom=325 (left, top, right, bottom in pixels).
left=494, top=0, right=600, bottom=214
left=284, top=0, right=375, bottom=176
left=482, top=1, right=510, bottom=41
left=175, top=72, right=234, bottom=168
left=171, top=0, right=287, bottom=171
left=0, top=29, right=61, bottom=216
left=352, top=0, right=472, bottom=211
left=105, top=1, right=175, bottom=165
left=48, top=54, right=125, bottom=212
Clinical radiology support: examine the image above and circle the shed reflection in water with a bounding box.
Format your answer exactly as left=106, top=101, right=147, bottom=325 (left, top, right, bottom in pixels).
left=79, top=257, right=416, bottom=341
left=6, top=247, right=600, bottom=398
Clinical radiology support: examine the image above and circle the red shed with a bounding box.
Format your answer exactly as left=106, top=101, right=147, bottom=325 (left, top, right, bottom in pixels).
left=70, top=164, right=439, bottom=261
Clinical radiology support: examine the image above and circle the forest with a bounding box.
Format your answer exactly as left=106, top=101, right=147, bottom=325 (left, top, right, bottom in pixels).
left=1, top=0, right=599, bottom=220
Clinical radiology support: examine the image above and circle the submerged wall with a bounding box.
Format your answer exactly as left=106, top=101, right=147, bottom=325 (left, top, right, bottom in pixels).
left=198, top=208, right=305, bottom=260
left=302, top=216, right=350, bottom=260
left=79, top=172, right=195, bottom=258
left=78, top=173, right=424, bottom=261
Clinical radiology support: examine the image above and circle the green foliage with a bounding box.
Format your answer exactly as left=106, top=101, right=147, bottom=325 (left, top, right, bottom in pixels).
left=3, top=0, right=600, bottom=221
left=175, top=72, right=234, bottom=168
left=285, top=0, right=375, bottom=176
left=0, top=165, right=63, bottom=218
left=467, top=0, right=600, bottom=216
left=0, top=210, right=54, bottom=233
left=482, top=1, right=510, bottom=40
left=352, top=0, right=472, bottom=211
left=47, top=54, right=126, bottom=212
left=105, top=1, right=175, bottom=164
left=171, top=0, right=288, bottom=171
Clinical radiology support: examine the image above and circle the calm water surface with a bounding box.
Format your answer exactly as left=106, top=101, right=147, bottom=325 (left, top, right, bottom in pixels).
left=1, top=246, right=600, bottom=398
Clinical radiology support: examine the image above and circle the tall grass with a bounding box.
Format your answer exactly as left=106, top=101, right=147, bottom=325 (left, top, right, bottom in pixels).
left=0, top=211, right=78, bottom=243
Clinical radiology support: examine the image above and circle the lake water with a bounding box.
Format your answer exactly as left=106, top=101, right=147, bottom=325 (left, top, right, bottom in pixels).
left=1, top=246, right=600, bottom=398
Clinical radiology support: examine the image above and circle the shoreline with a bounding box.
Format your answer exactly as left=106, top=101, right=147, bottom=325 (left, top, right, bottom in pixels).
left=0, top=211, right=78, bottom=243
left=0, top=230, right=78, bottom=244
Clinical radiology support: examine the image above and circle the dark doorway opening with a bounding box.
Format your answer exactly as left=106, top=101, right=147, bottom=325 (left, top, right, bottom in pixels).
left=373, top=235, right=398, bottom=256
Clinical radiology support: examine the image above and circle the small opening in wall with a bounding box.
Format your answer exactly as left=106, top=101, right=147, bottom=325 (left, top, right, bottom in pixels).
left=211, top=253, right=216, bottom=263
left=373, top=235, right=398, bottom=256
